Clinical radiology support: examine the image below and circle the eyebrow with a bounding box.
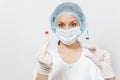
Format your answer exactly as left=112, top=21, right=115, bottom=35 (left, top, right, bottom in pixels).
left=57, top=22, right=64, bottom=24
left=71, top=20, right=78, bottom=23
left=57, top=20, right=78, bottom=24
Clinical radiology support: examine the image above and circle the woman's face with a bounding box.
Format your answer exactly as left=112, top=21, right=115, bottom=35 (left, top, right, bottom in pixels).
left=56, top=14, right=80, bottom=30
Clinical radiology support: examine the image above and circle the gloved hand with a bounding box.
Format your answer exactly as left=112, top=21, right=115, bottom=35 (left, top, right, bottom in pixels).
left=36, top=37, right=53, bottom=75
left=84, top=44, right=115, bottom=78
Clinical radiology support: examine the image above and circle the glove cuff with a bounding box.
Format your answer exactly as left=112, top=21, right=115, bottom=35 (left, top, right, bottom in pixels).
left=38, top=65, right=52, bottom=75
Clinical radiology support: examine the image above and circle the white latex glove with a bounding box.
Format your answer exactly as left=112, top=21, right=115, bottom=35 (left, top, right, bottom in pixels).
left=84, top=45, right=115, bottom=78
left=36, top=37, right=53, bottom=75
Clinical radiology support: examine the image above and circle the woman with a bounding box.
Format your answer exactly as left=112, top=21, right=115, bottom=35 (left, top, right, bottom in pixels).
left=35, top=2, right=115, bottom=80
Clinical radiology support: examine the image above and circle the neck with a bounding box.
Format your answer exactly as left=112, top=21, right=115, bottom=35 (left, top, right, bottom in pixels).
left=59, top=40, right=81, bottom=50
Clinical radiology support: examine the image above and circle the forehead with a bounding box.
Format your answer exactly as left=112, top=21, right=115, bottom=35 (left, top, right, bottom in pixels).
left=57, top=14, right=78, bottom=23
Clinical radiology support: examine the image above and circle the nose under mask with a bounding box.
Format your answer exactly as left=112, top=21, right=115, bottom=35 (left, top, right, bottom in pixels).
left=55, top=27, right=81, bottom=45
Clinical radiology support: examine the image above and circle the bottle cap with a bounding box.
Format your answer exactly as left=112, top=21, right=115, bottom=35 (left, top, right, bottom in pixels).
left=45, top=31, right=49, bottom=35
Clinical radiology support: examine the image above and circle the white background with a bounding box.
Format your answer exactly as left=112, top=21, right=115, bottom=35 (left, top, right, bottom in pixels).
left=0, top=0, right=120, bottom=80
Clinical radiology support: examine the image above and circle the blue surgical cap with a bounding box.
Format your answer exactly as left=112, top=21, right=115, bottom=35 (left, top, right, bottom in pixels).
left=50, top=2, right=86, bottom=33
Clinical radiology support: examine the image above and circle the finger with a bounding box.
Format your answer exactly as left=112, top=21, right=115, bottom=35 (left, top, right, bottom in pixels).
left=89, top=48, right=96, bottom=53
left=85, top=53, right=101, bottom=66
left=40, top=40, right=50, bottom=54
left=85, top=54, right=96, bottom=62
left=85, top=44, right=96, bottom=53
left=36, top=40, right=50, bottom=58
left=38, top=52, right=52, bottom=66
left=40, top=39, right=50, bottom=49
left=41, top=40, right=50, bottom=52
left=45, top=52, right=53, bottom=66
left=83, top=44, right=96, bottom=49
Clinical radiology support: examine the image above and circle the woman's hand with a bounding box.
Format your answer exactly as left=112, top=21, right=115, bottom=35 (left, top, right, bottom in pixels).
left=36, top=38, right=53, bottom=75
left=83, top=44, right=115, bottom=79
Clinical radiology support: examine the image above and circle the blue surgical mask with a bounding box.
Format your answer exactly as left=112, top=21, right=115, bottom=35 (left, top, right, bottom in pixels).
left=55, top=27, right=81, bottom=45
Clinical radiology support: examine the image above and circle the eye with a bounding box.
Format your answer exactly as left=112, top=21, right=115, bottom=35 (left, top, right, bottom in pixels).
left=58, top=23, right=64, bottom=28
left=71, top=23, right=77, bottom=27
